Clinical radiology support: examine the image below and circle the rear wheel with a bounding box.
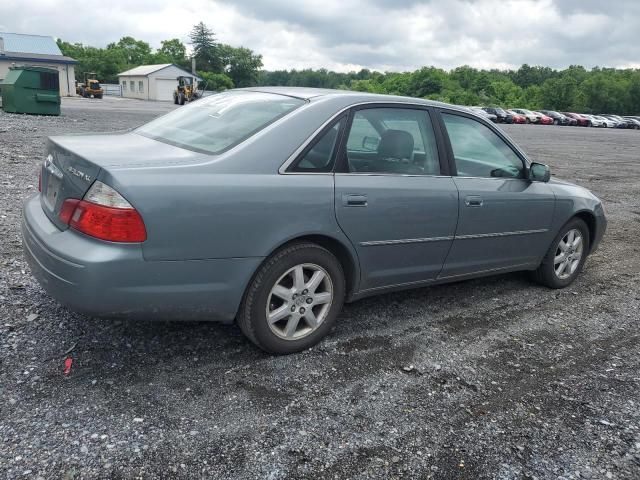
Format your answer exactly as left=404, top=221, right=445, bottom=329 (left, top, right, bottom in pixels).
left=179, top=93, right=185, bottom=105
left=531, top=218, right=590, bottom=289
left=238, top=243, right=345, bottom=354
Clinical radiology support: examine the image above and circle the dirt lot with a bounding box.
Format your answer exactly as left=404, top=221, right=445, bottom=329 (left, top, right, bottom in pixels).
left=1, top=97, right=639, bottom=479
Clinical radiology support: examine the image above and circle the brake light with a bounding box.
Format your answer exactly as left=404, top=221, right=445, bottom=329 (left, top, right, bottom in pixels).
left=59, top=181, right=146, bottom=242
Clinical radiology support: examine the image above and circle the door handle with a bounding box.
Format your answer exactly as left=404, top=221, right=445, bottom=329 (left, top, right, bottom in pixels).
left=464, top=195, right=483, bottom=207
left=343, top=194, right=368, bottom=207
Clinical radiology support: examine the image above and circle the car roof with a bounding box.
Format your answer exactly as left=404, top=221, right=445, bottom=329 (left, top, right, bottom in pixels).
left=235, top=86, right=469, bottom=113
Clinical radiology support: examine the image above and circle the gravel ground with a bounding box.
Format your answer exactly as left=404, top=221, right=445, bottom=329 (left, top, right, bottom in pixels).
left=1, top=97, right=639, bottom=479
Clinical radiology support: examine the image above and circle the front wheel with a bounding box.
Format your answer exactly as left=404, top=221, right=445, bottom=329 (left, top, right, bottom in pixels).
left=531, top=218, right=590, bottom=289
left=238, top=243, right=345, bottom=354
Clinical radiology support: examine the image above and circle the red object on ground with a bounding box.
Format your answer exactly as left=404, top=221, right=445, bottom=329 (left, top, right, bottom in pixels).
left=63, top=357, right=73, bottom=375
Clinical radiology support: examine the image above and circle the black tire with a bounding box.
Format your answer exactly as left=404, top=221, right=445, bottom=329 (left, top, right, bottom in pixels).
left=531, top=218, right=590, bottom=289
left=179, top=93, right=185, bottom=105
left=237, top=242, right=345, bottom=354
left=553, top=119, right=559, bottom=125
left=95, top=94, right=102, bottom=99
left=526, top=118, right=531, bottom=124
left=173, top=94, right=179, bottom=105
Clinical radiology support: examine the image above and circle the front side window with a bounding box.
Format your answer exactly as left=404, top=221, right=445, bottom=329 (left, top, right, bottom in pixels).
left=136, top=91, right=305, bottom=155
left=344, top=108, right=440, bottom=175
left=442, top=113, right=524, bottom=179
left=292, top=119, right=343, bottom=172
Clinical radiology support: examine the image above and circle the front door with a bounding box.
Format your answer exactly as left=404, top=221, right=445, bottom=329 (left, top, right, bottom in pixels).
left=437, top=111, right=556, bottom=279
left=334, top=106, right=459, bottom=292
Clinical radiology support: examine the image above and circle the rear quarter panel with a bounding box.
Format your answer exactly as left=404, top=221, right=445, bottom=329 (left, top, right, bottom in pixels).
left=102, top=168, right=345, bottom=262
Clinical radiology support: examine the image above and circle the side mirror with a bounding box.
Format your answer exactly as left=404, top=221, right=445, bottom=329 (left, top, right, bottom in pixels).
left=362, top=136, right=379, bottom=151
left=529, top=162, right=551, bottom=182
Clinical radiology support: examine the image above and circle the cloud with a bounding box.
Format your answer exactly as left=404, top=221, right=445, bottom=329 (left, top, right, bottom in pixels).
left=1, top=0, right=638, bottom=72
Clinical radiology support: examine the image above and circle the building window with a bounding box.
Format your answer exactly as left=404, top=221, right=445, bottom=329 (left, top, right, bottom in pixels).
left=139, top=81, right=144, bottom=93
left=130, top=81, right=135, bottom=92
left=122, top=81, right=126, bottom=91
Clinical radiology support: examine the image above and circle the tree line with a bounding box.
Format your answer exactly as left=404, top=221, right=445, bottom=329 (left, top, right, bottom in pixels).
left=259, top=65, right=640, bottom=114
left=58, top=24, right=640, bottom=114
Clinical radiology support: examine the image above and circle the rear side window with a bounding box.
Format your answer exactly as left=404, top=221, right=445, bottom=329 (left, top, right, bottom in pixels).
left=345, top=108, right=440, bottom=175
left=442, top=113, right=524, bottom=179
left=291, top=119, right=344, bottom=172
left=137, top=91, right=305, bottom=154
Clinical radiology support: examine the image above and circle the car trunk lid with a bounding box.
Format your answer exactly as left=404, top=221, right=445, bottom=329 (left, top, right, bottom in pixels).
left=39, top=133, right=208, bottom=231
left=40, top=138, right=102, bottom=230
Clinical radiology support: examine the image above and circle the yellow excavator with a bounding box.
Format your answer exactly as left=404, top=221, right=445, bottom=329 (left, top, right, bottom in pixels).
left=173, top=76, right=201, bottom=105
left=76, top=73, right=103, bottom=99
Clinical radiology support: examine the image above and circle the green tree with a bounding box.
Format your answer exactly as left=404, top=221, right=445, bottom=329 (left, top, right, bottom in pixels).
left=540, top=76, right=578, bottom=110
left=198, top=71, right=234, bottom=91
left=107, top=36, right=152, bottom=65
left=409, top=67, right=447, bottom=97
left=219, top=45, right=263, bottom=87
left=158, top=39, right=188, bottom=67
left=189, top=22, right=221, bottom=72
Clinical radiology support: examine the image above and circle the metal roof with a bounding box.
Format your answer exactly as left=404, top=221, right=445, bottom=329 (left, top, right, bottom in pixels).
left=0, top=51, right=77, bottom=64
left=118, top=63, right=201, bottom=80
left=0, top=32, right=62, bottom=55
left=118, top=64, right=172, bottom=76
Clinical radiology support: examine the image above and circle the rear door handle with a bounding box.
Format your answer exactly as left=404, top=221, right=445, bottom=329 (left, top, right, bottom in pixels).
left=464, top=195, right=483, bottom=207
left=343, top=194, right=368, bottom=207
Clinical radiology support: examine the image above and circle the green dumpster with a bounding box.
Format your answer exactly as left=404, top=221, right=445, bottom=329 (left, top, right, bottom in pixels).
left=0, top=66, right=61, bottom=116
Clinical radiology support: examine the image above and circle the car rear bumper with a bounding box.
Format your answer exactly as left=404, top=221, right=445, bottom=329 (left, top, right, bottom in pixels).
left=22, top=194, right=261, bottom=322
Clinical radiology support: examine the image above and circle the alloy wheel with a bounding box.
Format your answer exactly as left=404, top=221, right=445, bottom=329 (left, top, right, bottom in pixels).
left=266, top=263, right=333, bottom=340
left=554, top=229, right=584, bottom=279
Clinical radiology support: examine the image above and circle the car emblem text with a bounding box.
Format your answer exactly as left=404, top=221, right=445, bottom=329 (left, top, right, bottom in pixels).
left=67, top=166, right=92, bottom=182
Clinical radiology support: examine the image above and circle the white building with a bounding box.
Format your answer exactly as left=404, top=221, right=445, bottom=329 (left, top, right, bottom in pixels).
left=117, top=64, right=201, bottom=101
left=0, top=32, right=77, bottom=96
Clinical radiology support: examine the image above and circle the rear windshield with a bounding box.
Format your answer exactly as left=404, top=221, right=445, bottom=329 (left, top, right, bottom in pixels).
left=136, top=91, right=305, bottom=154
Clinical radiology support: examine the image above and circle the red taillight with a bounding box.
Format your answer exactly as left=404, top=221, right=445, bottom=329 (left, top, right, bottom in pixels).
left=59, top=198, right=80, bottom=224
left=68, top=200, right=147, bottom=242
left=58, top=181, right=146, bottom=243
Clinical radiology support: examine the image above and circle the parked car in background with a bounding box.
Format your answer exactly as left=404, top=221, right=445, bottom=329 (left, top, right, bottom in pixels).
left=539, top=110, right=571, bottom=126
left=506, top=110, right=527, bottom=124
left=623, top=117, right=640, bottom=129
left=469, top=106, right=498, bottom=123
left=532, top=111, right=554, bottom=125
left=22, top=88, right=607, bottom=354
left=601, top=114, right=632, bottom=129
left=482, top=106, right=512, bottom=123
left=592, top=115, right=617, bottom=128
left=583, top=115, right=606, bottom=128
left=608, top=115, right=639, bottom=129
left=563, top=113, right=591, bottom=127
left=510, top=108, right=541, bottom=124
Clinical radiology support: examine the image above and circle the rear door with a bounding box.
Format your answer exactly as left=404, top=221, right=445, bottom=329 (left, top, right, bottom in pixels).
left=436, top=109, right=555, bottom=278
left=334, top=105, right=459, bottom=292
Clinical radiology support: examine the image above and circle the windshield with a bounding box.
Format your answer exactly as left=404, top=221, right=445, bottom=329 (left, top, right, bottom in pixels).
left=136, top=91, right=305, bottom=154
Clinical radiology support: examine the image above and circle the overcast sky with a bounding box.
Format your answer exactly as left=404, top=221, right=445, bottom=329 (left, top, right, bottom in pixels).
left=1, top=0, right=639, bottom=72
